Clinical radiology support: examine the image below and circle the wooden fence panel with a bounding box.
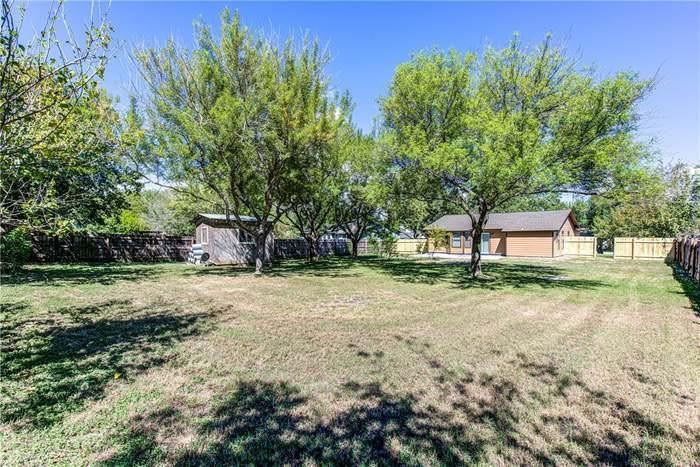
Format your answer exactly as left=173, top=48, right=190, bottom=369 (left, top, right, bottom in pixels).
left=613, top=237, right=675, bottom=260
left=674, top=236, right=700, bottom=285
left=563, top=237, right=597, bottom=257
left=395, top=239, right=427, bottom=255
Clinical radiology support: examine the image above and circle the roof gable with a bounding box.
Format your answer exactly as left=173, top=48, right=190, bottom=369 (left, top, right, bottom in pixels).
left=427, top=209, right=575, bottom=232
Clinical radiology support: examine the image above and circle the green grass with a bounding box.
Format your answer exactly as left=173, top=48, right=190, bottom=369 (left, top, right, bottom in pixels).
left=1, top=257, right=699, bottom=465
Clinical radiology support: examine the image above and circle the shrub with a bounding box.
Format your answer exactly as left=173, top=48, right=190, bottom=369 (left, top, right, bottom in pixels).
left=424, top=227, right=448, bottom=257
left=380, top=234, right=398, bottom=257
left=0, top=228, right=32, bottom=271
left=368, top=236, right=381, bottom=255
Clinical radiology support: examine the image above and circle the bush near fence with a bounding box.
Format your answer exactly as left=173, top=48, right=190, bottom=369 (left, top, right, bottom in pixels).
left=30, top=232, right=193, bottom=263
left=273, top=239, right=348, bottom=260
left=674, top=236, right=700, bottom=285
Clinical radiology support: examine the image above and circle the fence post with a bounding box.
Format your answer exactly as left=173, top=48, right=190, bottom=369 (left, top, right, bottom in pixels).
left=630, top=238, right=635, bottom=260
left=593, top=238, right=597, bottom=259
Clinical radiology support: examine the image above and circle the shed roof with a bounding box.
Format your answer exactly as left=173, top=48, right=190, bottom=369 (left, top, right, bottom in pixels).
left=196, top=213, right=261, bottom=224
left=427, top=209, right=575, bottom=232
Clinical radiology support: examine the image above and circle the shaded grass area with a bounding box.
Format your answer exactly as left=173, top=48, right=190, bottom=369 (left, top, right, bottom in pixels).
left=1, top=262, right=173, bottom=286
left=667, top=260, right=700, bottom=316
left=1, top=298, right=211, bottom=427
left=365, top=257, right=608, bottom=290
left=105, top=335, right=698, bottom=466
left=2, top=257, right=698, bottom=465
left=193, top=256, right=608, bottom=292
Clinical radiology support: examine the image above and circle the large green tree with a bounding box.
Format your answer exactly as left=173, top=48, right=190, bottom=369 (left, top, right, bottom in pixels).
left=384, top=161, right=458, bottom=238
left=0, top=0, right=133, bottom=234
left=0, top=87, right=138, bottom=234
left=381, top=36, right=652, bottom=276
left=284, top=95, right=352, bottom=262
left=135, top=10, right=347, bottom=273
left=334, top=133, right=385, bottom=257
left=592, top=163, right=699, bottom=238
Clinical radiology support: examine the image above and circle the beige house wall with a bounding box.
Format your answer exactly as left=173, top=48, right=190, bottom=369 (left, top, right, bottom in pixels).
left=489, top=230, right=506, bottom=255
left=504, top=231, right=554, bottom=257
left=553, top=216, right=577, bottom=256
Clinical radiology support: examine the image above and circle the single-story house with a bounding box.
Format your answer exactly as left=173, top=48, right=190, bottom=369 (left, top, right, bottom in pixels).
left=320, top=229, right=348, bottom=241
left=194, top=213, right=273, bottom=265
left=426, top=209, right=577, bottom=258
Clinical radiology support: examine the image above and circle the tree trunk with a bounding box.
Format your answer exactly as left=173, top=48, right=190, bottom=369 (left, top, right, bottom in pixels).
left=254, top=230, right=267, bottom=275
left=470, top=223, right=484, bottom=277
left=305, top=236, right=319, bottom=262
left=351, top=238, right=359, bottom=258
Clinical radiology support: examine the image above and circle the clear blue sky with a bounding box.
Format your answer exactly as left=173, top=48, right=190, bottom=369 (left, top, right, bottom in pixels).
left=24, top=1, right=700, bottom=164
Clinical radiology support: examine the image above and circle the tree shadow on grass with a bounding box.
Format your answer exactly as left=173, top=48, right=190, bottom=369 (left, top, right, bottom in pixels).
left=365, top=257, right=608, bottom=291
left=187, top=257, right=363, bottom=280
left=667, top=261, right=700, bottom=317
left=0, top=298, right=212, bottom=428
left=2, top=263, right=173, bottom=287
left=103, top=337, right=696, bottom=466
left=189, top=256, right=608, bottom=291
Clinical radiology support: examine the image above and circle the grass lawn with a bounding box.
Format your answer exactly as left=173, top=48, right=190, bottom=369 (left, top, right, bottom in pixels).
left=1, top=257, right=699, bottom=465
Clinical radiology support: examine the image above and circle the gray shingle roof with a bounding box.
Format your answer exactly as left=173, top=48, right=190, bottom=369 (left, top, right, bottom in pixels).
left=427, top=209, right=574, bottom=232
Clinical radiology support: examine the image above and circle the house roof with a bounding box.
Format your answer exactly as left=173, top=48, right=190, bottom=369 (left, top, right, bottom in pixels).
left=196, top=213, right=261, bottom=223
left=427, top=209, right=575, bottom=232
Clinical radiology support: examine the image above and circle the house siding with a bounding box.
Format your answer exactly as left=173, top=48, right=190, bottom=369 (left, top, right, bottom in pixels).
left=560, top=217, right=576, bottom=236
left=504, top=231, right=554, bottom=257
left=489, top=230, right=506, bottom=255
left=553, top=216, right=577, bottom=256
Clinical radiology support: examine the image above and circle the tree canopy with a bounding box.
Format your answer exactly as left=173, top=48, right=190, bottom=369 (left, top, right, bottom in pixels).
left=381, top=36, right=653, bottom=275
left=0, top=0, right=136, bottom=235
left=592, top=163, right=699, bottom=238
left=134, top=10, right=349, bottom=272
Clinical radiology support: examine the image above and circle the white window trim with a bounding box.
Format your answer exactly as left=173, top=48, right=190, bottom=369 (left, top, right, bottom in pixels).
left=201, top=225, right=209, bottom=245
left=451, top=232, right=461, bottom=248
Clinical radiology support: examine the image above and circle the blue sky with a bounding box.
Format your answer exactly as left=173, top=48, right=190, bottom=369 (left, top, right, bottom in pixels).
left=23, top=1, right=700, bottom=164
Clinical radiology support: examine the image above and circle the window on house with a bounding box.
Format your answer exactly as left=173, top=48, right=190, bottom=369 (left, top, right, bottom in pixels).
left=452, top=232, right=461, bottom=248
left=200, top=226, right=209, bottom=245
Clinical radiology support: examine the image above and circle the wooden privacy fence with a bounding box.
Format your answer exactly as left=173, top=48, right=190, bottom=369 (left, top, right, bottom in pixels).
left=395, top=239, right=428, bottom=255
left=674, top=236, right=700, bottom=284
left=563, top=237, right=597, bottom=257
left=31, top=232, right=193, bottom=263
left=273, top=239, right=348, bottom=260
left=31, top=234, right=349, bottom=263
left=613, top=237, right=675, bottom=260
left=355, top=238, right=428, bottom=256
